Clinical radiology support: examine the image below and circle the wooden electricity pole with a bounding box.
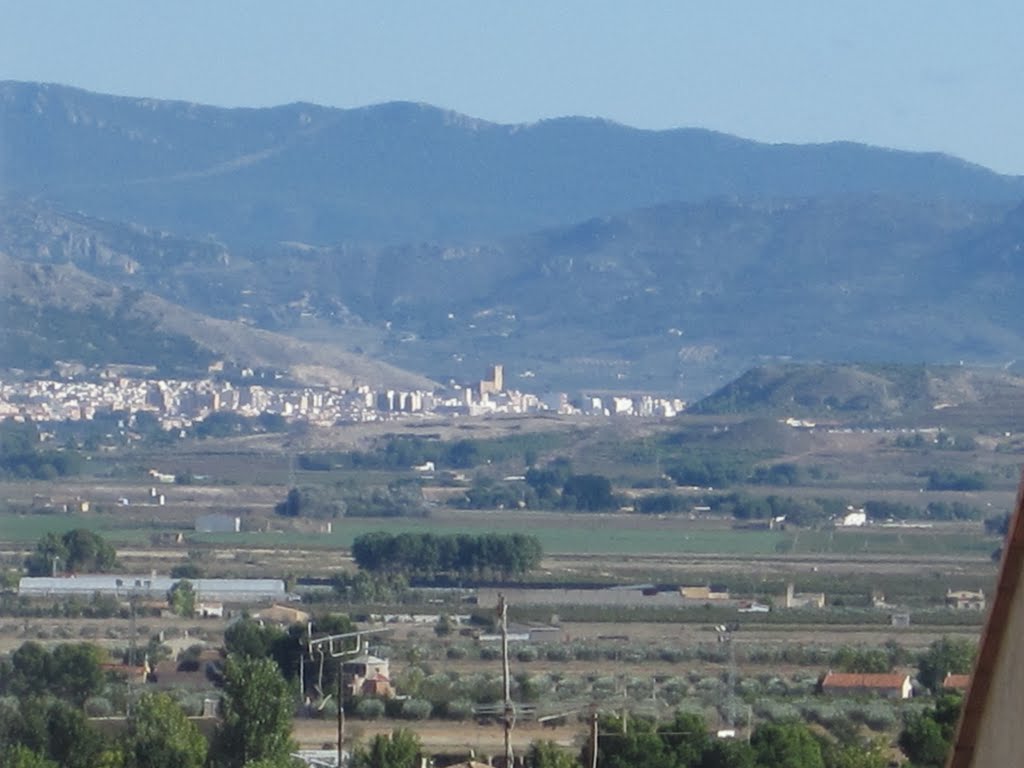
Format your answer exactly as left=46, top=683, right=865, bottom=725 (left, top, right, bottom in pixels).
left=498, top=594, right=514, bottom=768
left=337, top=665, right=345, bottom=768
left=303, top=626, right=389, bottom=768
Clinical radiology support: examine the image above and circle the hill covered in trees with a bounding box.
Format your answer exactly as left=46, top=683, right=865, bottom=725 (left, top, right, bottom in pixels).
left=4, top=81, right=1022, bottom=245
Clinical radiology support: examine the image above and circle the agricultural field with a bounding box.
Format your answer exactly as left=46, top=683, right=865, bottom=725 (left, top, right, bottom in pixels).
left=0, top=408, right=1016, bottom=761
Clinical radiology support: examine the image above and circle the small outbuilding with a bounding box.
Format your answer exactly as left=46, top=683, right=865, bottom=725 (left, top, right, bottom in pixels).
left=784, top=583, right=826, bottom=609
left=342, top=653, right=393, bottom=698
left=196, top=602, right=224, bottom=618
left=946, top=589, right=986, bottom=611
left=837, top=506, right=867, bottom=527
left=679, top=584, right=730, bottom=601
left=195, top=514, right=241, bottom=534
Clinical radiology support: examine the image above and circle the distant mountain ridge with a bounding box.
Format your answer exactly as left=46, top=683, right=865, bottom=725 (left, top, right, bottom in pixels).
left=3, top=81, right=1023, bottom=245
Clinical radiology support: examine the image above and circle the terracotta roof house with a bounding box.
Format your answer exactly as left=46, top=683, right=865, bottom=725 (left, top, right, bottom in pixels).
left=943, top=673, right=971, bottom=692
left=341, top=653, right=393, bottom=698
left=819, top=672, right=913, bottom=699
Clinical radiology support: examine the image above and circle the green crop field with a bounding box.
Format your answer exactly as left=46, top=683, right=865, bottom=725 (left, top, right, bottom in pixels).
left=191, top=519, right=788, bottom=555
left=785, top=528, right=996, bottom=557
left=0, top=512, right=997, bottom=559
left=0, top=514, right=156, bottom=545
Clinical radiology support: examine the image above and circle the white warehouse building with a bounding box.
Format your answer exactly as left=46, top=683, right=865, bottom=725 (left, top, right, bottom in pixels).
left=18, top=576, right=286, bottom=602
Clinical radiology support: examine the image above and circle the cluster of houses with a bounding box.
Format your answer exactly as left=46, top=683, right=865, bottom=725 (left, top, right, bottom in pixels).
left=17, top=573, right=397, bottom=707
left=0, top=363, right=687, bottom=432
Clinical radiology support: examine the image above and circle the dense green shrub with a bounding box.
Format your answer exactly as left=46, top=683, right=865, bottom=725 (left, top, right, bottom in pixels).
left=444, top=699, right=474, bottom=721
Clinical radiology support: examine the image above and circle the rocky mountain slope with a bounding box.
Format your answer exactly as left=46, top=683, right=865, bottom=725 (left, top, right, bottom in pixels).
left=0, top=251, right=431, bottom=389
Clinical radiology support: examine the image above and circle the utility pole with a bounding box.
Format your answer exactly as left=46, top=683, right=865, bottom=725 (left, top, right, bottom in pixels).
left=716, top=625, right=736, bottom=730
left=336, top=665, right=344, bottom=768
left=303, top=626, right=389, bottom=768
left=727, top=633, right=736, bottom=730
left=498, top=594, right=514, bottom=768
left=589, top=708, right=599, bottom=768
left=129, top=595, right=138, bottom=667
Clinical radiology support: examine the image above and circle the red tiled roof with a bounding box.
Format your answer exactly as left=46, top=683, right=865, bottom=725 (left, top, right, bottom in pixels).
left=821, top=672, right=908, bottom=689
left=101, top=663, right=147, bottom=675
left=944, top=673, right=971, bottom=690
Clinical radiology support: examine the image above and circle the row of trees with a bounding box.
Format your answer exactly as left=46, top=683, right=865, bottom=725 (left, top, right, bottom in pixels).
left=923, top=469, right=988, bottom=491
left=713, top=494, right=845, bottom=527
left=299, top=432, right=562, bottom=473
left=581, top=703, right=960, bottom=768
left=862, top=499, right=986, bottom=522
left=224, top=614, right=356, bottom=694
left=664, top=452, right=754, bottom=488
left=455, top=474, right=618, bottom=512
left=319, top=717, right=886, bottom=768
left=193, top=411, right=288, bottom=439
left=275, top=481, right=428, bottom=520
left=0, top=419, right=82, bottom=480
left=25, top=529, right=118, bottom=577
left=352, top=532, right=543, bottom=579
left=456, top=459, right=617, bottom=512
left=660, top=441, right=994, bottom=496
left=632, top=489, right=992, bottom=528
left=1, top=642, right=106, bottom=706
left=581, top=711, right=893, bottom=768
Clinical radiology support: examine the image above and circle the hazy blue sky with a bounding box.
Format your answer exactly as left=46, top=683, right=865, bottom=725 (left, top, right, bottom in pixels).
left=3, top=1, right=1021, bottom=173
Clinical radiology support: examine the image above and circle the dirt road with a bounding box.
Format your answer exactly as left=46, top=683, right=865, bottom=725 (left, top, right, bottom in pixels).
left=294, top=718, right=582, bottom=755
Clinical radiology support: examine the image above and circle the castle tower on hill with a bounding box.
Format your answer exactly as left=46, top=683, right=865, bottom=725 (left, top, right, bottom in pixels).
left=479, top=364, right=504, bottom=397
left=487, top=364, right=503, bottom=392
